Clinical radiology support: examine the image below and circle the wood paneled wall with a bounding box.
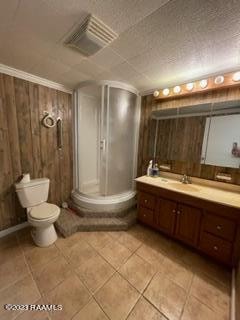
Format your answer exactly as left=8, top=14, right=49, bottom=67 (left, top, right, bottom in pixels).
left=0, top=73, right=72, bottom=231
left=138, top=87, right=240, bottom=184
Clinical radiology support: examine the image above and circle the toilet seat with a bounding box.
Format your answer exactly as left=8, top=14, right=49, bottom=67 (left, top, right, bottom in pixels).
left=29, top=203, right=60, bottom=220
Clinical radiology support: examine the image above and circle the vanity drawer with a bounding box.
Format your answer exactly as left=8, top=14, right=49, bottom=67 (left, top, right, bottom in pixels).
left=199, top=232, right=232, bottom=263
left=202, top=213, right=236, bottom=241
left=138, top=206, right=154, bottom=226
left=139, top=192, right=155, bottom=210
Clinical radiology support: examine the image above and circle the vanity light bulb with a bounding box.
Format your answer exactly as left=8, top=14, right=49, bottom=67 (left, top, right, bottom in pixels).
left=186, top=82, right=194, bottom=91
left=153, top=90, right=160, bottom=97
left=162, top=88, right=170, bottom=96
left=233, top=71, right=240, bottom=82
left=200, top=79, right=208, bottom=89
left=214, top=75, right=224, bottom=85
left=173, top=85, right=181, bottom=94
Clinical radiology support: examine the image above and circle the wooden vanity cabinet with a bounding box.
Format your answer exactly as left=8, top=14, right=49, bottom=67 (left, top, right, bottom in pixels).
left=155, top=198, right=176, bottom=235
left=175, top=204, right=201, bottom=246
left=154, top=199, right=201, bottom=246
left=137, top=181, right=240, bottom=267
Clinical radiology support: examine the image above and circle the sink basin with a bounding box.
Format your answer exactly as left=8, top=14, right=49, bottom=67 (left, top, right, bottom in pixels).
left=167, top=183, right=199, bottom=192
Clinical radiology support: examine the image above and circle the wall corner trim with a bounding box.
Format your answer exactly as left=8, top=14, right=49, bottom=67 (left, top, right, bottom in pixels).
left=0, top=63, right=73, bottom=94
left=0, top=222, right=29, bottom=239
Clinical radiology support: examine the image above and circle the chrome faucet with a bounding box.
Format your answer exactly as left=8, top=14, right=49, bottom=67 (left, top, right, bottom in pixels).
left=180, top=174, right=192, bottom=184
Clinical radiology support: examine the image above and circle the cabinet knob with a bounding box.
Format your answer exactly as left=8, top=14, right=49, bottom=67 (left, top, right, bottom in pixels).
left=144, top=199, right=148, bottom=203
left=177, top=210, right=181, bottom=215
left=216, top=225, right=222, bottom=231
left=143, top=214, right=146, bottom=217
left=172, top=209, right=176, bottom=213
left=213, top=246, right=218, bottom=251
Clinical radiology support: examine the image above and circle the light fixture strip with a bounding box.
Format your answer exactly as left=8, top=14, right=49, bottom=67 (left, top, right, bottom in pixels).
left=154, top=70, right=240, bottom=99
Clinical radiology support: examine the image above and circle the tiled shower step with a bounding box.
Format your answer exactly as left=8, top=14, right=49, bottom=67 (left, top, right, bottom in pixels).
left=68, top=199, right=135, bottom=218
left=55, top=208, right=137, bottom=238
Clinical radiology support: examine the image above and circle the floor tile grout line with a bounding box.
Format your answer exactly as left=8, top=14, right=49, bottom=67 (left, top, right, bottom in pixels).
left=20, top=243, right=46, bottom=318
left=140, top=295, right=171, bottom=320
left=91, top=295, right=112, bottom=320
left=124, top=293, right=142, bottom=320
left=179, top=271, right=195, bottom=320
left=2, top=226, right=231, bottom=320
left=188, top=286, right=231, bottom=318
left=183, top=268, right=231, bottom=318
left=192, top=267, right=231, bottom=290
left=59, top=233, right=230, bottom=320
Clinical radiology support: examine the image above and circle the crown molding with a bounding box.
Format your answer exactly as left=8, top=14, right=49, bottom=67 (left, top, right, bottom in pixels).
left=0, top=63, right=73, bottom=94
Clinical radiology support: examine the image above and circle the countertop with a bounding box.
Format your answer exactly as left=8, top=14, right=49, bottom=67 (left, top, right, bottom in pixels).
left=135, top=174, right=240, bottom=209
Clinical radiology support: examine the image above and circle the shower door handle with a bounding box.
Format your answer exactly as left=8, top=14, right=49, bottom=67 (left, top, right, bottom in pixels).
left=100, top=139, right=106, bottom=150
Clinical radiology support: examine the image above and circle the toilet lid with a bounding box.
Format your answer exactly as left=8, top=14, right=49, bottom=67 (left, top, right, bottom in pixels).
left=29, top=203, right=60, bottom=220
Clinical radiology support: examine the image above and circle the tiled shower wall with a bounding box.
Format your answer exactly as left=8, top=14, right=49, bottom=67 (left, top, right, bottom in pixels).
left=0, top=73, right=73, bottom=231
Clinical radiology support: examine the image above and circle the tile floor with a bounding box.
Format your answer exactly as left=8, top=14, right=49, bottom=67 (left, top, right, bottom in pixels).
left=0, top=223, right=231, bottom=320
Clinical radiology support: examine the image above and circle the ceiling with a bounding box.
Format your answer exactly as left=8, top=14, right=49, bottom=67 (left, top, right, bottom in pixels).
left=0, top=0, right=240, bottom=93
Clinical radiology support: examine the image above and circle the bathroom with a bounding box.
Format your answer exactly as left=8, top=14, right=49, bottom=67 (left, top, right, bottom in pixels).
left=0, top=1, right=240, bottom=319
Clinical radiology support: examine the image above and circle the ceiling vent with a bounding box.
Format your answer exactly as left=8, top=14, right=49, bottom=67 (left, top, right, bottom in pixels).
left=64, top=14, right=118, bottom=56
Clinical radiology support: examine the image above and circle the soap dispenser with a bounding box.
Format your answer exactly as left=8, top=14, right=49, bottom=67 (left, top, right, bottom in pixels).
left=152, top=163, right=160, bottom=177
left=147, top=160, right=153, bottom=176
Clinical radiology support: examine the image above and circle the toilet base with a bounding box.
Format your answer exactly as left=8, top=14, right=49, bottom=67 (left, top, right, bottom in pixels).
left=31, top=224, right=58, bottom=247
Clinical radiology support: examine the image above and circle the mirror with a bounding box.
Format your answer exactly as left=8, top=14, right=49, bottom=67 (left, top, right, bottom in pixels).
left=202, top=100, right=240, bottom=168
left=151, top=100, right=240, bottom=169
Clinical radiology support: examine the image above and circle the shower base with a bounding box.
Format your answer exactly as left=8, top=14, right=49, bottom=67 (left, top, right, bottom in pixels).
left=71, top=190, right=136, bottom=213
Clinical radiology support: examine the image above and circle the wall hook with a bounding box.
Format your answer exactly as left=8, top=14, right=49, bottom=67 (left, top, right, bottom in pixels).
left=42, top=111, right=56, bottom=128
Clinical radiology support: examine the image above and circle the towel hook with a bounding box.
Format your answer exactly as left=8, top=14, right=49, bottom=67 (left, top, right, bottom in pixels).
left=42, top=111, right=56, bottom=128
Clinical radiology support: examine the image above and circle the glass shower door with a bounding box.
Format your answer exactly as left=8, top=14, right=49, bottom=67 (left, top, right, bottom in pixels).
left=77, top=84, right=102, bottom=196
left=105, top=87, right=137, bottom=195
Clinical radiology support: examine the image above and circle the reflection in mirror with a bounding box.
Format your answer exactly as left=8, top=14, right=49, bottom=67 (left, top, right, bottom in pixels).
left=175, top=116, right=207, bottom=162
left=151, top=100, right=240, bottom=169
left=156, top=118, right=178, bottom=161
left=152, top=103, right=212, bottom=164
left=202, top=100, right=240, bottom=168
left=148, top=118, right=158, bottom=158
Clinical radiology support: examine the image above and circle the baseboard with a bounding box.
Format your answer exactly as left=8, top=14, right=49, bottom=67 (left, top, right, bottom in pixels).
left=231, top=268, right=236, bottom=320
left=0, top=222, right=29, bottom=238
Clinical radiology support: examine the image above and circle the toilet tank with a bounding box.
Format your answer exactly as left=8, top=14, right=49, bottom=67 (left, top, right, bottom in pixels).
left=15, top=178, right=50, bottom=208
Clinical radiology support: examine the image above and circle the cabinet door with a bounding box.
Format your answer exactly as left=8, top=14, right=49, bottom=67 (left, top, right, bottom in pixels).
left=156, top=198, right=177, bottom=235
left=175, top=204, right=201, bottom=246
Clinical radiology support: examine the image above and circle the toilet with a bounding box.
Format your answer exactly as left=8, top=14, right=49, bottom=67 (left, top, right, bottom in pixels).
left=15, top=175, right=60, bottom=247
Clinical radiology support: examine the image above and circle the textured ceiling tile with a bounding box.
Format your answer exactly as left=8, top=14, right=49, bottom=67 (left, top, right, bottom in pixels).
left=191, top=8, right=240, bottom=50
left=49, top=44, right=85, bottom=67
left=109, top=62, right=143, bottom=81
left=58, top=68, right=92, bottom=88
left=0, top=0, right=240, bottom=91
left=0, top=42, right=42, bottom=74
left=44, top=0, right=171, bottom=34
left=143, top=55, right=204, bottom=88
left=90, top=48, right=125, bottom=70
left=199, top=36, right=240, bottom=75
left=0, top=0, right=19, bottom=29
left=180, top=0, right=240, bottom=28
left=14, top=0, right=84, bottom=43
left=110, top=0, right=191, bottom=60
left=3, top=25, right=55, bottom=57
left=94, top=70, right=124, bottom=82
left=30, top=57, right=71, bottom=80
left=73, top=59, right=107, bottom=77
left=125, top=74, right=155, bottom=91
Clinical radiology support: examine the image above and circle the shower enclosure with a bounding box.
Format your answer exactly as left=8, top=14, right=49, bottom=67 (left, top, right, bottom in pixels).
left=72, top=81, right=140, bottom=212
